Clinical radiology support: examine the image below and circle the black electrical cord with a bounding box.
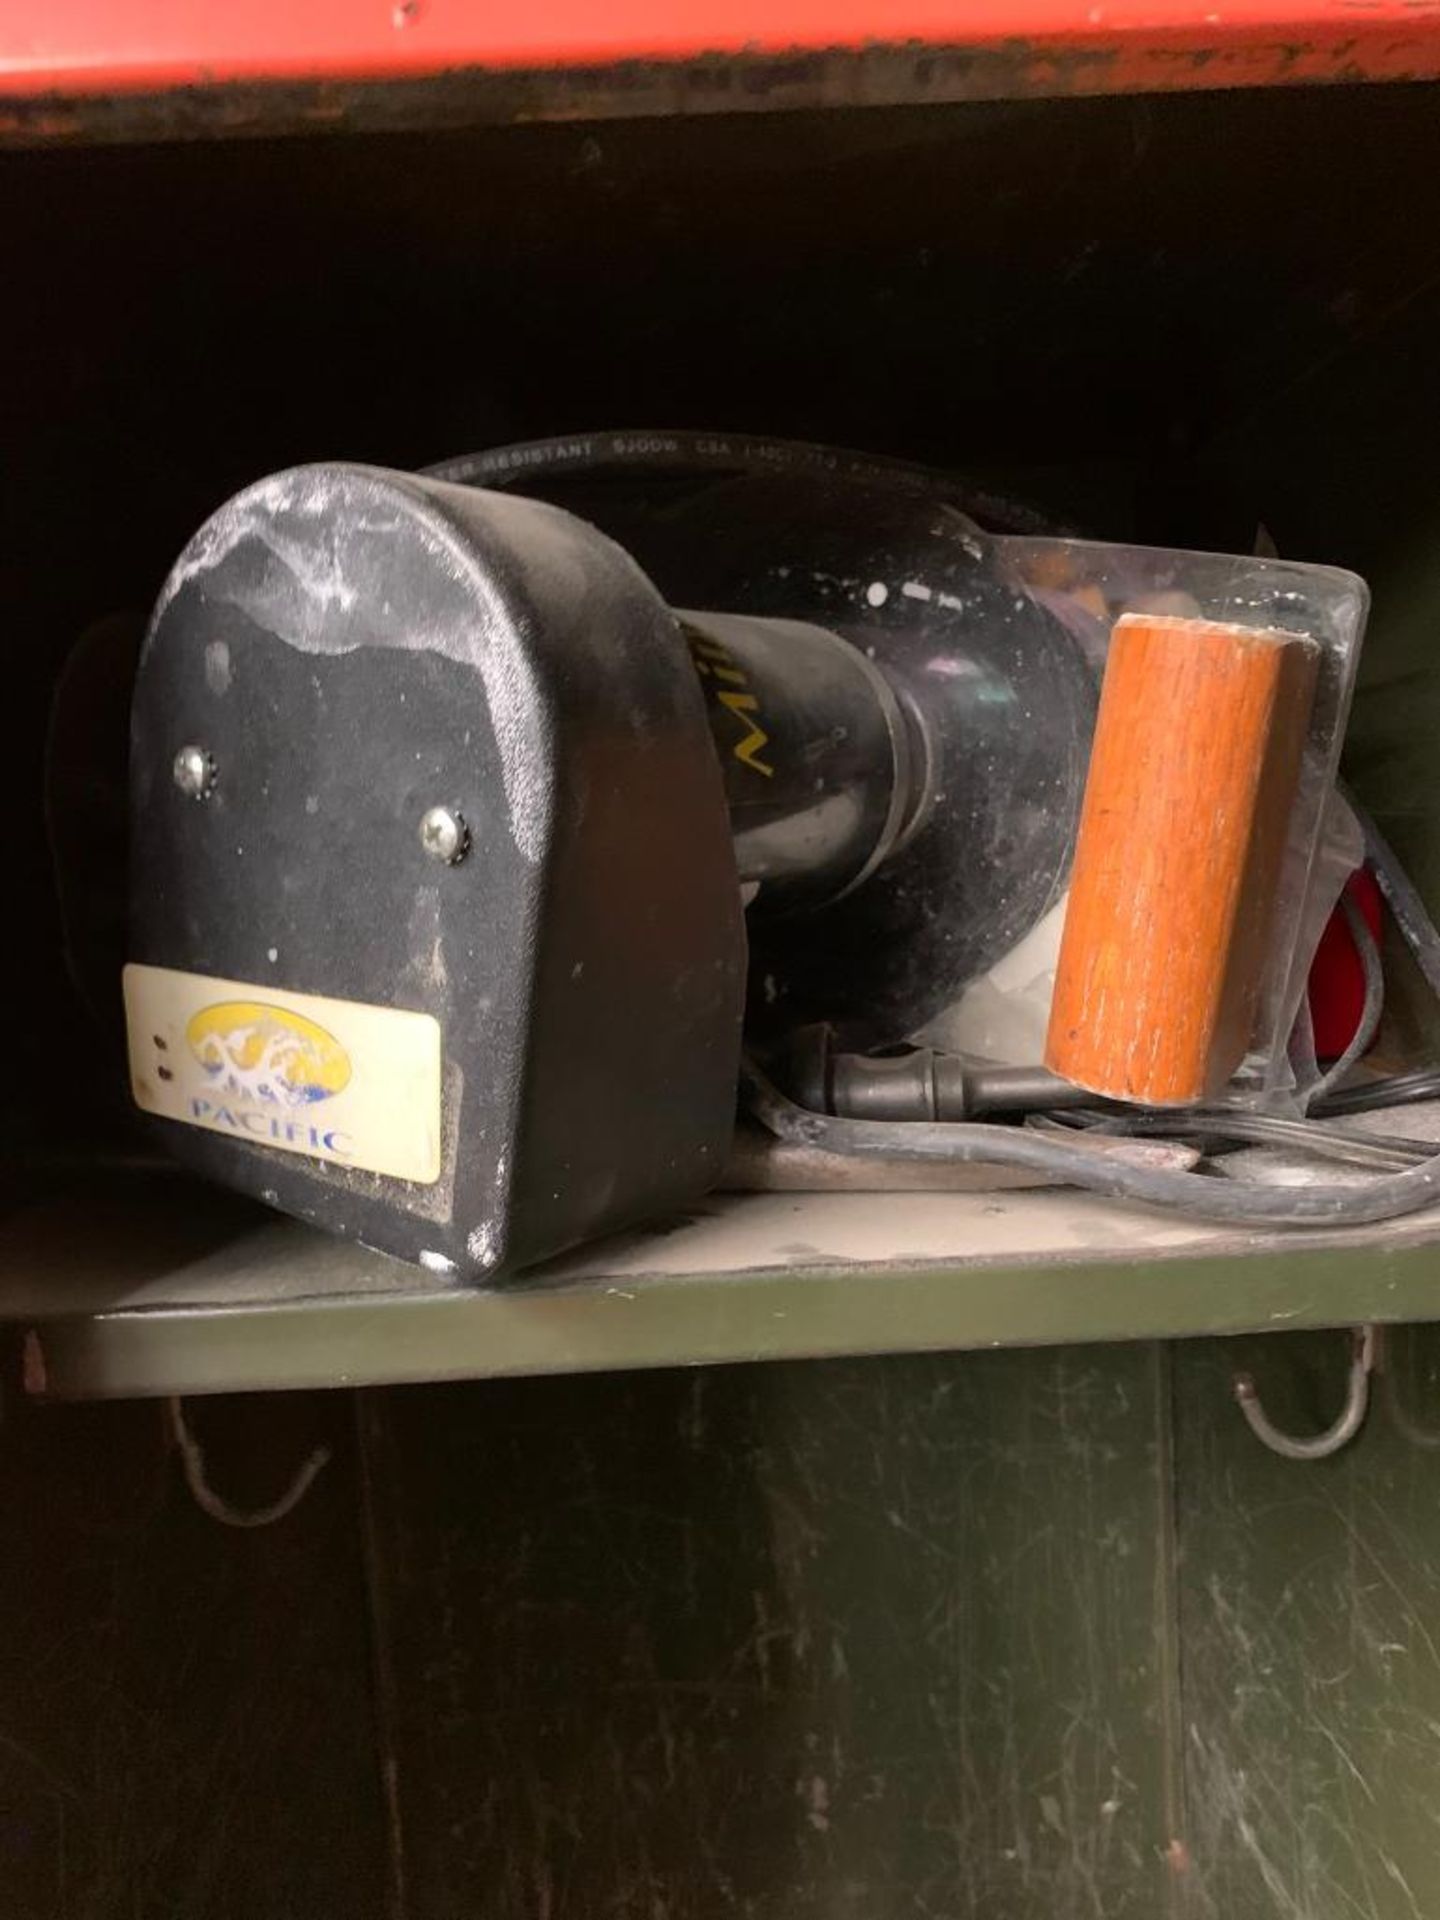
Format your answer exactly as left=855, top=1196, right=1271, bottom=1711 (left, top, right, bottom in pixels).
left=1038, top=1107, right=1435, bottom=1172
left=1309, top=890, right=1385, bottom=1101
left=1312, top=1068, right=1440, bottom=1116
left=741, top=1058, right=1440, bottom=1227
left=423, top=431, right=1064, bottom=538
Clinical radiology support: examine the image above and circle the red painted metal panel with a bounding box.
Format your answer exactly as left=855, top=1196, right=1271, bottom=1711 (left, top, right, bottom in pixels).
left=2, top=0, right=1439, bottom=97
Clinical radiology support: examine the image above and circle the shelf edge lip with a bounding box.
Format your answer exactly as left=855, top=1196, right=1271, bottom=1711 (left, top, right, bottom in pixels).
left=22, top=1227, right=1440, bottom=1401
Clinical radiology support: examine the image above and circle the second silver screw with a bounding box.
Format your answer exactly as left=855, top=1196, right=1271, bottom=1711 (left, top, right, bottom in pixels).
left=173, top=745, right=216, bottom=799
left=420, top=806, right=470, bottom=866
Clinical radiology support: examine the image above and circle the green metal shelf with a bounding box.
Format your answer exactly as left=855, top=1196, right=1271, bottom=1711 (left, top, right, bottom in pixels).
left=5, top=1173, right=1440, bottom=1399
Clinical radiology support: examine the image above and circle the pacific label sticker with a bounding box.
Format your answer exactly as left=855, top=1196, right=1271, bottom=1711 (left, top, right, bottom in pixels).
left=123, top=964, right=442, bottom=1185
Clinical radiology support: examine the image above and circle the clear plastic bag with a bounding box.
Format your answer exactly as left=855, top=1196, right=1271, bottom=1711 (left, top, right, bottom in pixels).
left=925, top=535, right=1369, bottom=1111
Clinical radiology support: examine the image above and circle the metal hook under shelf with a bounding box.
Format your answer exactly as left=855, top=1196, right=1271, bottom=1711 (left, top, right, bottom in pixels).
left=1233, top=1325, right=1376, bottom=1461
left=165, top=1396, right=332, bottom=1528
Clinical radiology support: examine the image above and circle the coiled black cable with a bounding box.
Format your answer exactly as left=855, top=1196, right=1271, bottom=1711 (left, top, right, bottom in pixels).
left=742, top=1058, right=1440, bottom=1227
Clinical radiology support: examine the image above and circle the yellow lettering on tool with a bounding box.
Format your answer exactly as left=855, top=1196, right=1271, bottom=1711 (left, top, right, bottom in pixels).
left=686, top=628, right=775, bottom=775
left=717, top=690, right=773, bottom=777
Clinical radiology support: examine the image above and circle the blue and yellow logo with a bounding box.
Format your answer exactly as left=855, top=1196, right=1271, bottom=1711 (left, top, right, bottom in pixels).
left=187, top=1002, right=351, bottom=1109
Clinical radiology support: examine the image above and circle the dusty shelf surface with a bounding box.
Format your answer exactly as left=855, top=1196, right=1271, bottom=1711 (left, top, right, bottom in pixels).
left=3, top=1170, right=1440, bottom=1398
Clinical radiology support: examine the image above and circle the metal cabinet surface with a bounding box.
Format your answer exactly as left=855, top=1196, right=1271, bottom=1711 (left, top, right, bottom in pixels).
left=4, top=30, right=1440, bottom=1919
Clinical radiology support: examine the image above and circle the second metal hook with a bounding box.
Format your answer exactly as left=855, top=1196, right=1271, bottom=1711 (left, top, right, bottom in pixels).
left=1234, top=1325, right=1376, bottom=1461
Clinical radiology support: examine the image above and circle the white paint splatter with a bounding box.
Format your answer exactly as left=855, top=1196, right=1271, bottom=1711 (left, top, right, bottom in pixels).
left=148, top=465, right=552, bottom=864
left=204, top=638, right=232, bottom=693
left=153, top=467, right=361, bottom=622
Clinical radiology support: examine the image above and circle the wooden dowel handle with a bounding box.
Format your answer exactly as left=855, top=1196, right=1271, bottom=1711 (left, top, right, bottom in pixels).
left=1045, top=614, right=1318, bottom=1105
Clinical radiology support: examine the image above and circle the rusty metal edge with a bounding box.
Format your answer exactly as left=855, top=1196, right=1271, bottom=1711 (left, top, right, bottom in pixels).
left=3, top=33, right=1438, bottom=148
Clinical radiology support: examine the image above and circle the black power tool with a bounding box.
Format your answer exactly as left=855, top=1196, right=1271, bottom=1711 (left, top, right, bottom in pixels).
left=125, top=434, right=1095, bottom=1276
